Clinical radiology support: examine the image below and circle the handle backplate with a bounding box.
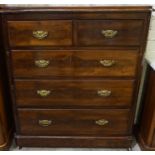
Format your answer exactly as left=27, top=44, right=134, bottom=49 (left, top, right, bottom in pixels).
left=101, top=30, right=118, bottom=38
left=39, top=120, right=52, bottom=127
left=95, top=119, right=109, bottom=126
left=37, top=90, right=51, bottom=97
left=100, top=60, right=115, bottom=67
left=35, top=60, right=50, bottom=68
left=97, top=90, right=111, bottom=97
left=33, top=30, right=48, bottom=39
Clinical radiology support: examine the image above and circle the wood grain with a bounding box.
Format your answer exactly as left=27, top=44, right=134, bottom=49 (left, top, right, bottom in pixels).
left=18, top=108, right=130, bottom=136
left=16, top=135, right=133, bottom=148
left=0, top=6, right=151, bottom=148
left=11, top=49, right=138, bottom=78
left=15, top=79, right=135, bottom=108
left=7, top=20, right=72, bottom=47
left=76, top=20, right=143, bottom=46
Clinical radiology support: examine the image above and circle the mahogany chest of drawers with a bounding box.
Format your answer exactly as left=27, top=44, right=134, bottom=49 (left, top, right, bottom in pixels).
left=0, top=5, right=151, bottom=148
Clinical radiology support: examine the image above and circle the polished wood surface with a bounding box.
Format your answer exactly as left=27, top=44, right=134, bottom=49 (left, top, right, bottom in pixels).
left=0, top=66, right=12, bottom=150
left=18, top=109, right=130, bottom=136
left=0, top=13, right=13, bottom=151
left=8, top=20, right=72, bottom=47
left=0, top=6, right=151, bottom=148
left=77, top=20, right=143, bottom=46
left=0, top=5, right=152, bottom=12
left=0, top=80, right=12, bottom=150
left=137, top=65, right=155, bottom=150
left=11, top=49, right=138, bottom=78
left=0, top=78, right=12, bottom=151
left=0, top=81, right=7, bottom=148
left=152, top=134, right=155, bottom=147
left=15, top=79, right=134, bottom=108
left=16, top=135, right=132, bottom=148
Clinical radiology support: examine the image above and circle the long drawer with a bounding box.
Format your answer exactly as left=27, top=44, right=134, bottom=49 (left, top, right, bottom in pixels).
left=7, top=20, right=72, bottom=47
left=76, top=20, right=143, bottom=46
left=18, top=109, right=130, bottom=136
left=11, top=49, right=138, bottom=78
left=15, top=80, right=135, bottom=108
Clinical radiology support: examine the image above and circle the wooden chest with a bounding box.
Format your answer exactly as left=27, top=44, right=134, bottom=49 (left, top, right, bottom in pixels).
left=0, top=5, right=151, bottom=148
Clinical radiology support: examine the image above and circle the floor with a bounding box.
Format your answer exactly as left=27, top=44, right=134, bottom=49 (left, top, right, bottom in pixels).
left=9, top=140, right=141, bottom=151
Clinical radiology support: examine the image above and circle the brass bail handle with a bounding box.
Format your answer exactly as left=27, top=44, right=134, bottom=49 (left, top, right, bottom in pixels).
left=39, top=120, right=52, bottom=127
left=35, top=59, right=50, bottom=68
left=95, top=119, right=109, bottom=126
left=101, top=30, right=118, bottom=38
left=100, top=60, right=115, bottom=67
left=37, top=90, right=51, bottom=97
left=33, top=30, right=48, bottom=40
left=97, top=90, right=111, bottom=97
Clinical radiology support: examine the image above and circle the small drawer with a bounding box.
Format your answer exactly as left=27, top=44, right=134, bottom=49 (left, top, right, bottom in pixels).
left=7, top=20, right=72, bottom=47
left=11, top=49, right=138, bottom=78
left=18, top=109, right=130, bottom=136
left=76, top=20, right=143, bottom=46
left=15, top=79, right=134, bottom=108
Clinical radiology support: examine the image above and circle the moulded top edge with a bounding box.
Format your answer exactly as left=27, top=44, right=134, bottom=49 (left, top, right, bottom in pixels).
left=0, top=5, right=152, bottom=13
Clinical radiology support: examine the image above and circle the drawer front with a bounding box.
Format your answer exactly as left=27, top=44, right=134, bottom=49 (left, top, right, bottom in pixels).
left=12, top=49, right=138, bottom=78
left=18, top=109, right=130, bottom=136
left=76, top=20, right=143, bottom=46
left=7, top=20, right=72, bottom=47
left=15, top=80, right=134, bottom=108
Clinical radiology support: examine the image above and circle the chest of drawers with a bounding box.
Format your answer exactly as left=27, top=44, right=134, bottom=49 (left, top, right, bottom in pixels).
left=0, top=5, right=151, bottom=148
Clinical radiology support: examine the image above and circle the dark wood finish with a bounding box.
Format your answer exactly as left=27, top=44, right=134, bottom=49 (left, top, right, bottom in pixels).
left=137, top=65, right=155, bottom=150
left=0, top=5, right=151, bottom=148
left=11, top=49, right=138, bottom=78
left=152, top=133, right=155, bottom=147
left=0, top=12, right=13, bottom=151
left=15, top=79, right=134, bottom=108
left=18, top=108, right=130, bottom=136
left=0, top=5, right=151, bottom=11
left=8, top=20, right=72, bottom=47
left=0, top=79, right=12, bottom=150
left=4, top=12, right=150, bottom=23
left=76, top=20, right=143, bottom=46
left=16, top=135, right=133, bottom=148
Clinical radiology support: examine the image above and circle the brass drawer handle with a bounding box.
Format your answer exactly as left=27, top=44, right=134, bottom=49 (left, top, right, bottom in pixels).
left=39, top=120, right=52, bottom=127
left=33, top=30, right=48, bottom=39
left=35, top=60, right=50, bottom=68
left=37, top=90, right=51, bottom=97
left=97, top=90, right=111, bottom=97
left=95, top=119, right=109, bottom=126
left=100, top=60, right=115, bottom=67
left=101, top=30, right=118, bottom=38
